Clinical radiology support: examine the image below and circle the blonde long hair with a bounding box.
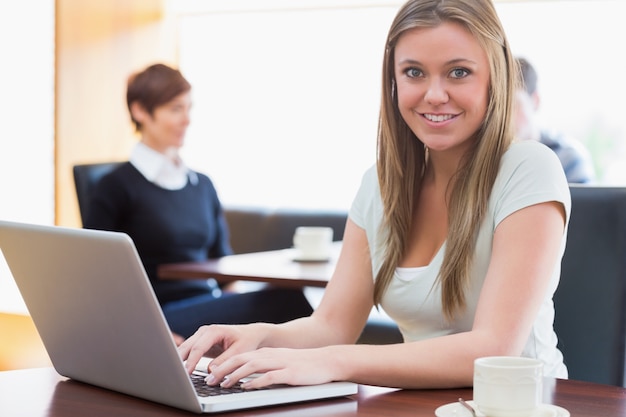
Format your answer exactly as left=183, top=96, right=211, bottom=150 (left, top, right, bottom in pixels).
left=374, top=0, right=518, bottom=320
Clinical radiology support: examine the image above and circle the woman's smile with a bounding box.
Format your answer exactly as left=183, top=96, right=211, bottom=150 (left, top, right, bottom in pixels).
left=422, top=113, right=458, bottom=123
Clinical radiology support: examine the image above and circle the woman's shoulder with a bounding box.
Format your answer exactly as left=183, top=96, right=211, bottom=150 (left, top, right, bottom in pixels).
left=352, top=164, right=379, bottom=202
left=501, top=140, right=564, bottom=177
left=192, top=171, right=217, bottom=188
left=359, top=164, right=378, bottom=187
left=98, top=162, right=135, bottom=185
left=88, top=162, right=138, bottom=203
left=350, top=164, right=382, bottom=222
left=493, top=140, right=570, bottom=212
left=188, top=171, right=222, bottom=200
left=504, top=139, right=559, bottom=159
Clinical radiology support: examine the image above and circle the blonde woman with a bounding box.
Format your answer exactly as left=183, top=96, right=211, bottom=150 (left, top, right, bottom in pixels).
left=179, top=0, right=570, bottom=389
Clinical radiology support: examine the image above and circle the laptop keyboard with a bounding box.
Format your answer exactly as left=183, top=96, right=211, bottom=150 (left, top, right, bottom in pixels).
left=191, top=373, right=268, bottom=397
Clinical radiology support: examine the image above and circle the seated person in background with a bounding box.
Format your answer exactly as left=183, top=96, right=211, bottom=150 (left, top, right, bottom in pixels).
left=515, top=57, right=595, bottom=183
left=85, top=63, right=312, bottom=339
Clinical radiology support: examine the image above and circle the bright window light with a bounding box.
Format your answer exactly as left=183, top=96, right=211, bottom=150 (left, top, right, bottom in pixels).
left=176, top=1, right=625, bottom=209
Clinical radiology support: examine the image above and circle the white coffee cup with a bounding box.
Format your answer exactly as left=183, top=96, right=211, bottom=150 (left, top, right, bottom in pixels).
left=293, top=226, right=333, bottom=260
left=473, top=356, right=543, bottom=417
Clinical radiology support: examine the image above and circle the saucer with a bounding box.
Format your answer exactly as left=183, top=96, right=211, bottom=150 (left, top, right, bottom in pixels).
left=292, top=256, right=330, bottom=263
left=434, top=400, right=570, bottom=417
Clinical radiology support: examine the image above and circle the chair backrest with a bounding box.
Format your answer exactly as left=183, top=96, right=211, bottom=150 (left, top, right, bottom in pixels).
left=73, top=162, right=123, bottom=224
left=554, top=185, right=626, bottom=387
left=223, top=206, right=347, bottom=254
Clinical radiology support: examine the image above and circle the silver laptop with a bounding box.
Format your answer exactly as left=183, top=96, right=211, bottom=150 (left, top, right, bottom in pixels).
left=0, top=220, right=358, bottom=414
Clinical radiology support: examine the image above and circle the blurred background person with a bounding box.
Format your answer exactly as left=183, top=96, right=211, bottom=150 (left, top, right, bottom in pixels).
left=84, top=63, right=312, bottom=339
left=515, top=57, right=595, bottom=183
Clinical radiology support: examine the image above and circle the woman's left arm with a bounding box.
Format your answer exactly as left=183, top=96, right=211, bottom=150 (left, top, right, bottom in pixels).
left=471, top=200, right=567, bottom=356
left=337, top=200, right=567, bottom=388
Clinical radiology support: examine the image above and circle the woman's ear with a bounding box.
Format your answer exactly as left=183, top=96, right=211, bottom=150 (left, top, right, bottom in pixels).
left=129, top=101, right=150, bottom=125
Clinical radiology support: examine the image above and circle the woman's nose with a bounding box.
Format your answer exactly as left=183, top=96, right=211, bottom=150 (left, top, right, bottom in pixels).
left=424, top=79, right=449, bottom=105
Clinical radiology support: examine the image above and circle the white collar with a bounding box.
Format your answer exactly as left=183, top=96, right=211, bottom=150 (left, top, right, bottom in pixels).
left=130, top=142, right=198, bottom=190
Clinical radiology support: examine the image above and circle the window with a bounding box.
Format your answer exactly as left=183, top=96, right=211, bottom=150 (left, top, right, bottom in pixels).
left=178, top=3, right=398, bottom=210
left=175, top=0, right=626, bottom=210
left=496, top=0, right=626, bottom=183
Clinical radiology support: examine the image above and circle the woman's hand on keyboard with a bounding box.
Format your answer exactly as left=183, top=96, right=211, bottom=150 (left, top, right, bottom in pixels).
left=177, top=322, right=272, bottom=375
left=208, top=346, right=342, bottom=389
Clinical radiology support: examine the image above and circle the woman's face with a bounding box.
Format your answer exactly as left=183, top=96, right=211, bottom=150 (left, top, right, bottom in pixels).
left=394, top=22, right=490, bottom=156
left=138, top=91, right=192, bottom=153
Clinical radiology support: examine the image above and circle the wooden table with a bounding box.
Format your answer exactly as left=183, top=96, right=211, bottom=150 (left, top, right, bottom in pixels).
left=158, top=244, right=342, bottom=289
left=157, top=242, right=396, bottom=338
left=1, top=367, right=625, bottom=416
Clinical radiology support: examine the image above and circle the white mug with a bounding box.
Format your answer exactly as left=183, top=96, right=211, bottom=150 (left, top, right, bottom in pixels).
left=473, top=356, right=543, bottom=417
left=293, top=226, right=333, bottom=260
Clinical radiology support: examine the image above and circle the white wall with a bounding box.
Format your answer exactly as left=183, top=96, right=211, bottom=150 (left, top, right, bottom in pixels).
left=0, top=2, right=54, bottom=313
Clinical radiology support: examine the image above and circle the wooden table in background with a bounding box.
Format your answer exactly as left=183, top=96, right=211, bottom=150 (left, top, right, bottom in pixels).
left=1, top=367, right=625, bottom=416
left=158, top=244, right=342, bottom=289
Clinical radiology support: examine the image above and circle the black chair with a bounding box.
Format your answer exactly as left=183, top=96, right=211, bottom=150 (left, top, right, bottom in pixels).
left=553, top=185, right=626, bottom=387
left=72, top=162, right=123, bottom=224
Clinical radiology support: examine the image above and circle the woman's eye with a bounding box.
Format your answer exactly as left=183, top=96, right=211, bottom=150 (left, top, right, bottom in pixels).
left=405, top=67, right=422, bottom=78
left=450, top=68, right=469, bottom=79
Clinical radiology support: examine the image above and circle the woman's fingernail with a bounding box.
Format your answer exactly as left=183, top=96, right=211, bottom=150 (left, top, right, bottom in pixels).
left=205, top=374, right=216, bottom=384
